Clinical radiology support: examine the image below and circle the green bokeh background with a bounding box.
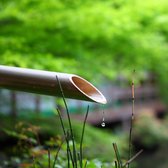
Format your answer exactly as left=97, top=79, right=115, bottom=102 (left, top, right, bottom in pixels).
left=0, top=0, right=168, bottom=100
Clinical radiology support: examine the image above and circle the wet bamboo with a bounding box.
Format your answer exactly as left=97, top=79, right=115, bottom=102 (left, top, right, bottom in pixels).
left=0, top=65, right=106, bottom=104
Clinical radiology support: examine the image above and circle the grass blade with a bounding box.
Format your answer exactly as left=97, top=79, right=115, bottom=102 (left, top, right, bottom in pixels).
left=123, top=149, right=143, bottom=167
left=56, top=76, right=77, bottom=168
left=52, top=139, right=64, bottom=168
left=112, top=143, right=122, bottom=168
left=84, top=160, right=87, bottom=168
left=56, top=108, right=74, bottom=166
left=114, top=161, right=118, bottom=168
left=79, top=105, right=89, bottom=168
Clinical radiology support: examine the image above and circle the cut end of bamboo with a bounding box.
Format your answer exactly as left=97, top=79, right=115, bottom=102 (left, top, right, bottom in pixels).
left=70, top=76, right=107, bottom=104
left=0, top=65, right=107, bottom=103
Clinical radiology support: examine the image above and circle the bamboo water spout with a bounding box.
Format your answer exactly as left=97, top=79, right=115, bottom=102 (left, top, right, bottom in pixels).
left=0, top=65, right=106, bottom=104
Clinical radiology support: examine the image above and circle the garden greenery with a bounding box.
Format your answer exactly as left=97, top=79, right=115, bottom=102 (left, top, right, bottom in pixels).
left=0, top=0, right=168, bottom=100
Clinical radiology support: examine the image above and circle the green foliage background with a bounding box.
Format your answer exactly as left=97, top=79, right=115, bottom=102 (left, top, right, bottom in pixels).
left=0, top=114, right=127, bottom=163
left=0, top=0, right=168, bottom=99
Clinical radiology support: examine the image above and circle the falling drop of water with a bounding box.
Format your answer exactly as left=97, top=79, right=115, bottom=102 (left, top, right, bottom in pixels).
left=101, top=122, right=105, bottom=127
left=101, top=108, right=106, bottom=127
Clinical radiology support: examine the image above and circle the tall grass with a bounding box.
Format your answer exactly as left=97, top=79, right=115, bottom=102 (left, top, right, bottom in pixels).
left=112, top=71, right=143, bottom=168
left=2, top=74, right=143, bottom=167
left=53, top=75, right=142, bottom=168
left=55, top=76, right=89, bottom=168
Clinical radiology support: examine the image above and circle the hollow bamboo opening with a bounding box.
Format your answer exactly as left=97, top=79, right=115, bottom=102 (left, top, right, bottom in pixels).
left=71, top=76, right=107, bottom=104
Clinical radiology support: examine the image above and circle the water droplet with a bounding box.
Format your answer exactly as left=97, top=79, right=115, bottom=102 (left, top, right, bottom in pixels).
left=101, top=122, right=105, bottom=127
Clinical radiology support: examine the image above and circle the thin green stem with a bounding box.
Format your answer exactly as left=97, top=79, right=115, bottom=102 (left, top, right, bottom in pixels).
left=56, top=76, right=77, bottom=168
left=124, top=149, right=143, bottom=167
left=52, top=139, right=64, bottom=168
left=114, top=161, right=118, bottom=168
left=84, top=161, right=87, bottom=168
left=112, top=143, right=122, bottom=168
left=78, top=152, right=81, bottom=168
left=56, top=108, right=74, bottom=166
left=80, top=105, right=89, bottom=168
left=48, top=149, right=51, bottom=168
left=67, top=139, right=70, bottom=168
left=128, top=71, right=135, bottom=168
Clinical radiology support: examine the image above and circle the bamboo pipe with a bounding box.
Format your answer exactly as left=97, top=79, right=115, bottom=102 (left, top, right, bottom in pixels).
left=0, top=65, right=107, bottom=104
